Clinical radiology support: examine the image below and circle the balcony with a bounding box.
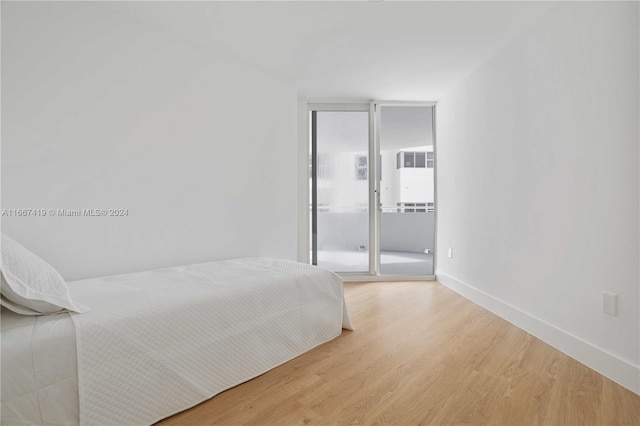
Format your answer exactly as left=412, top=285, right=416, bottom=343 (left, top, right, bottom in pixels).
left=315, top=208, right=435, bottom=274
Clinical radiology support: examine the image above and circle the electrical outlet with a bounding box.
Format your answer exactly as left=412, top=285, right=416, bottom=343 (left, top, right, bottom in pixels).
left=603, top=292, right=617, bottom=316
left=448, top=247, right=453, bottom=259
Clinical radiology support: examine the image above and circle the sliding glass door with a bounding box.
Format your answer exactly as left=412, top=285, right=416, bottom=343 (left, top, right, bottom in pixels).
left=310, top=106, right=372, bottom=273
left=378, top=105, right=435, bottom=275
left=309, top=102, right=435, bottom=277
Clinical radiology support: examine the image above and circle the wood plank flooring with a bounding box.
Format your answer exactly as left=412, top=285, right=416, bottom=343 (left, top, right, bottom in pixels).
left=157, top=281, right=640, bottom=425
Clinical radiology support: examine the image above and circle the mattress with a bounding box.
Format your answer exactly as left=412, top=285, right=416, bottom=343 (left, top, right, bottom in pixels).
left=1, top=258, right=351, bottom=426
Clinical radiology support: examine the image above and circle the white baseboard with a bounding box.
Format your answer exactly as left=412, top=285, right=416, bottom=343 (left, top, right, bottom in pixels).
left=436, top=272, right=640, bottom=395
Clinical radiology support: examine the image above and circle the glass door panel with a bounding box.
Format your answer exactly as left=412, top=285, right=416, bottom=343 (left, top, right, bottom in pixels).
left=311, top=110, right=370, bottom=273
left=378, top=106, right=435, bottom=275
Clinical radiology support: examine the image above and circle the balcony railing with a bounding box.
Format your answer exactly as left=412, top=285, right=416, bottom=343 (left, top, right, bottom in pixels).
left=311, top=204, right=435, bottom=213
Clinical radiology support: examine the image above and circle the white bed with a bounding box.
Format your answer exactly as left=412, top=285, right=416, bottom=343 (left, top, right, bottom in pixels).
left=1, top=309, right=79, bottom=425
left=1, top=257, right=352, bottom=426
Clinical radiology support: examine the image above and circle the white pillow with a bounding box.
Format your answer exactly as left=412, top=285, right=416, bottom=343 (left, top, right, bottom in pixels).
left=0, top=234, right=88, bottom=315
left=0, top=290, right=40, bottom=315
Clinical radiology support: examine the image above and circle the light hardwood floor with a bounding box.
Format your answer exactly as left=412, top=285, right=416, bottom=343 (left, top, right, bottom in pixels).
left=158, top=281, right=640, bottom=425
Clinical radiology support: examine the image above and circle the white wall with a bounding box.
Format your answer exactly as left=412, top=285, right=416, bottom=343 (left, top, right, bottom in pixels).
left=380, top=212, right=434, bottom=254
left=380, top=150, right=399, bottom=208
left=436, top=2, right=639, bottom=392
left=1, top=3, right=298, bottom=281
left=316, top=212, right=434, bottom=254
left=398, top=167, right=434, bottom=203
left=317, top=212, right=368, bottom=252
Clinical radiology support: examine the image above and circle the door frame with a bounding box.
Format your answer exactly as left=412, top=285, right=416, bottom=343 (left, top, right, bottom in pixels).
left=303, top=102, right=375, bottom=275
left=298, top=99, right=437, bottom=281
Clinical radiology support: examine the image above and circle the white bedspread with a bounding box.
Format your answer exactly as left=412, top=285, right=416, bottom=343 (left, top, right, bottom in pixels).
left=69, top=258, right=351, bottom=426
left=1, top=309, right=79, bottom=425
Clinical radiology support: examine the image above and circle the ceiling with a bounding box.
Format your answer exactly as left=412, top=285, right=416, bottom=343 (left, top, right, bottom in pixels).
left=106, top=1, right=554, bottom=100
